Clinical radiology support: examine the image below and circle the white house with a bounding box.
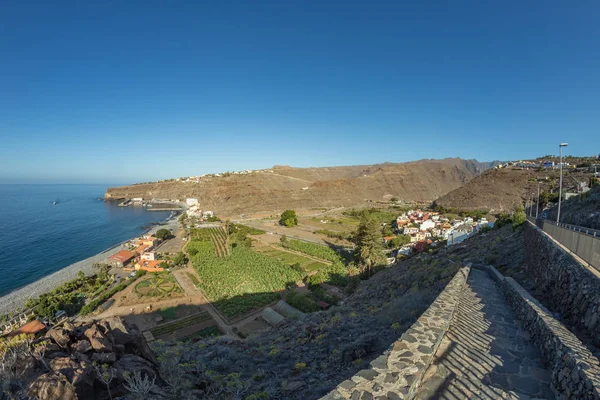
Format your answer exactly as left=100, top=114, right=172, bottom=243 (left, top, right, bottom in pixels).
left=186, top=198, right=199, bottom=207
left=141, top=252, right=156, bottom=261
left=403, top=226, right=419, bottom=235
left=419, top=220, right=435, bottom=231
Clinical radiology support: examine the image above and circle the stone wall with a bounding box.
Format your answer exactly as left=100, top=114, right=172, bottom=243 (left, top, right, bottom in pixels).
left=476, top=265, right=600, bottom=400
left=524, top=222, right=600, bottom=348
left=321, top=266, right=471, bottom=400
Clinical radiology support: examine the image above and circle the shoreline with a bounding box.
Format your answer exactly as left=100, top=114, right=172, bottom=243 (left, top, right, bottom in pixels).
left=0, top=213, right=179, bottom=317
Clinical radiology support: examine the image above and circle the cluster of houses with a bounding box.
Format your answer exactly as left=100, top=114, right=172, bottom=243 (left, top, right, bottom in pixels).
left=184, top=198, right=214, bottom=220
left=177, top=169, right=275, bottom=183
left=107, top=233, right=166, bottom=273
left=388, top=210, right=491, bottom=256
left=495, top=160, right=572, bottom=170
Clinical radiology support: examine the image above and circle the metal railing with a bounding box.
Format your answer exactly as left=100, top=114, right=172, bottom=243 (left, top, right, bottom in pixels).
left=528, top=216, right=600, bottom=272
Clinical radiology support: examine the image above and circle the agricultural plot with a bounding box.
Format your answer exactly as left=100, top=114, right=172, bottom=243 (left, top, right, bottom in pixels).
left=254, top=247, right=328, bottom=272
left=134, top=273, right=183, bottom=299
left=282, top=239, right=342, bottom=263
left=186, top=239, right=302, bottom=318
left=150, top=312, right=216, bottom=341
left=191, top=227, right=229, bottom=257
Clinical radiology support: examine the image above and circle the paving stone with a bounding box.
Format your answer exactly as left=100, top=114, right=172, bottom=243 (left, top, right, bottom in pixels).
left=414, top=269, right=556, bottom=400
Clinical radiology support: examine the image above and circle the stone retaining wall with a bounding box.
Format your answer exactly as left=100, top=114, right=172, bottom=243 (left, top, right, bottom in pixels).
left=476, top=265, right=600, bottom=400
left=321, top=266, right=471, bottom=400
left=524, top=222, right=600, bottom=348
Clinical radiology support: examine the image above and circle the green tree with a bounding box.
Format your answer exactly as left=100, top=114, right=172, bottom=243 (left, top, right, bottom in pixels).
left=512, top=205, right=527, bottom=230
left=172, top=252, right=187, bottom=266
left=388, top=234, right=410, bottom=249
left=155, top=229, right=172, bottom=240
left=390, top=197, right=398, bottom=203
left=279, top=210, right=298, bottom=227
left=354, top=216, right=384, bottom=276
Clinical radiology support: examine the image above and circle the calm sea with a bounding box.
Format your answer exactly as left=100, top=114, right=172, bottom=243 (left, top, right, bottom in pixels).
left=0, top=184, right=170, bottom=297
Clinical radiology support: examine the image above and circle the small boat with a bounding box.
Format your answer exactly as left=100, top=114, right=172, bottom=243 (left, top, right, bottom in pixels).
left=53, top=201, right=57, bottom=205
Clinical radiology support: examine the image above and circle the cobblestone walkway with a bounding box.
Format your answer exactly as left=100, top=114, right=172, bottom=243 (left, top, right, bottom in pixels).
left=416, top=269, right=555, bottom=399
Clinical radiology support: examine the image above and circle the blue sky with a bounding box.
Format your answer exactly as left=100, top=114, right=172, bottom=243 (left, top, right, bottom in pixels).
left=1, top=1, right=599, bottom=184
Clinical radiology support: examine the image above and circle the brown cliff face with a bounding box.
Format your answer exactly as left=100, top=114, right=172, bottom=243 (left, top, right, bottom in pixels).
left=433, top=167, right=592, bottom=213
left=105, top=158, right=485, bottom=216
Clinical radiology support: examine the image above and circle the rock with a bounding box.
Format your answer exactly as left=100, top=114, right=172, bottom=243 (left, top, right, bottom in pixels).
left=47, top=328, right=71, bottom=348
left=113, top=344, right=125, bottom=355
left=72, top=340, right=92, bottom=353
left=62, top=321, right=76, bottom=334
left=49, top=357, right=80, bottom=376
left=114, top=354, right=159, bottom=381
left=73, top=352, right=90, bottom=363
left=28, top=373, right=78, bottom=400
left=91, top=352, right=117, bottom=363
left=40, top=341, right=69, bottom=359
left=100, top=316, right=138, bottom=345
left=84, top=324, right=113, bottom=352
left=49, top=357, right=95, bottom=399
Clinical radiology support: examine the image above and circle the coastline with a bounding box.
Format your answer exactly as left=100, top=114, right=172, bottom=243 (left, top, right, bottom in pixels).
left=0, top=213, right=179, bottom=317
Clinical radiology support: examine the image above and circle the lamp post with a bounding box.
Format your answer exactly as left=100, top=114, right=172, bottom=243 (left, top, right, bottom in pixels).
left=536, top=181, right=540, bottom=219
left=557, top=143, right=568, bottom=224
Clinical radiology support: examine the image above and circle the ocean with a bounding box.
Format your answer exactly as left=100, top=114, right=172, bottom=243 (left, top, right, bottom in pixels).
left=0, top=184, right=171, bottom=297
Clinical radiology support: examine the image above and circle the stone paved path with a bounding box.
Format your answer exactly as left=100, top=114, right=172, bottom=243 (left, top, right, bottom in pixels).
left=416, top=269, right=555, bottom=399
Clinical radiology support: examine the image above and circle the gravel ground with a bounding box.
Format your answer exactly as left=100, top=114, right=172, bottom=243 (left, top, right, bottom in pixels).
left=0, top=216, right=179, bottom=317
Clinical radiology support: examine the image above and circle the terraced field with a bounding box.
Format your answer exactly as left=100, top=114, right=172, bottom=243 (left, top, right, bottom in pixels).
left=186, top=239, right=302, bottom=318
left=150, top=311, right=215, bottom=340
left=191, top=227, right=229, bottom=257
left=254, top=247, right=328, bottom=272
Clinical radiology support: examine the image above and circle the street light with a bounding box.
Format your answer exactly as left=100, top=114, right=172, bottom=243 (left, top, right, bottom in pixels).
left=536, top=180, right=540, bottom=218
left=557, top=143, right=568, bottom=224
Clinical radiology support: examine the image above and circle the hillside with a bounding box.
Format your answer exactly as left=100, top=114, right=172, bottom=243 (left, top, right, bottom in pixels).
left=149, top=224, right=524, bottom=399
left=546, top=184, right=600, bottom=229
left=433, top=167, right=592, bottom=213
left=105, top=158, right=491, bottom=216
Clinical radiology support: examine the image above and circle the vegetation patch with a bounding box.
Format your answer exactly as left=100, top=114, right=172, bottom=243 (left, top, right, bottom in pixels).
left=185, top=272, right=200, bottom=285
left=183, top=326, right=221, bottom=340
left=281, top=239, right=342, bottom=263
left=134, top=273, right=182, bottom=298
left=22, top=265, right=141, bottom=318
left=254, top=247, right=328, bottom=273
left=150, top=312, right=212, bottom=337
left=186, top=238, right=302, bottom=318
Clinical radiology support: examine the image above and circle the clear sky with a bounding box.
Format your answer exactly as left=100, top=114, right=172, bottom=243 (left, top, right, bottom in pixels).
left=1, top=1, right=599, bottom=184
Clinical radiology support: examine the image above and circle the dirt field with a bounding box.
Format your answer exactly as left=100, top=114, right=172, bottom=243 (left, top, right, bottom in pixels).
left=154, top=227, right=187, bottom=254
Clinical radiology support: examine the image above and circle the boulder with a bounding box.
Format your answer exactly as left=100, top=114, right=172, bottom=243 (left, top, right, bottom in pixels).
left=72, top=340, right=92, bottom=353
left=28, top=373, right=78, bottom=400
left=91, top=352, right=117, bottom=363
left=47, top=328, right=71, bottom=348
left=84, top=324, right=113, bottom=352
left=49, top=357, right=94, bottom=399
left=73, top=352, right=90, bottom=363
left=114, top=354, right=159, bottom=382
left=100, top=316, right=138, bottom=345
left=49, top=357, right=80, bottom=377
left=39, top=341, right=69, bottom=359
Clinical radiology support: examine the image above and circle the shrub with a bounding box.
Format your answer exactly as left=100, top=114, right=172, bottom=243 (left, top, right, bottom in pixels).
left=279, top=210, right=298, bottom=227
left=512, top=206, right=526, bottom=230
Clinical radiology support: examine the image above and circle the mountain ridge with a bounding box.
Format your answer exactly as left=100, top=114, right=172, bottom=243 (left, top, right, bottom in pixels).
left=105, top=158, right=497, bottom=216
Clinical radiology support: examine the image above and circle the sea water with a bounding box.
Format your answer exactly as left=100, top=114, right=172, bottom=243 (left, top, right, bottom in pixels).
left=0, top=184, right=170, bottom=296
